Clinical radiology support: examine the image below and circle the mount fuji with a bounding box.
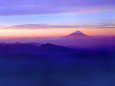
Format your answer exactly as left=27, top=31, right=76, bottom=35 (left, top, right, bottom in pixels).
left=66, top=30, right=88, bottom=38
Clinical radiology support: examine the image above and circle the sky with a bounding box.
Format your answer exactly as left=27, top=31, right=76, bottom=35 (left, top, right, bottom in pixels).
left=0, top=0, right=115, bottom=38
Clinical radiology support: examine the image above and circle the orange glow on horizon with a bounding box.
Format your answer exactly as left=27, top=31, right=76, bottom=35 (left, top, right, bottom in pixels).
left=78, top=28, right=115, bottom=36
left=0, top=28, right=114, bottom=38
left=0, top=28, right=75, bottom=38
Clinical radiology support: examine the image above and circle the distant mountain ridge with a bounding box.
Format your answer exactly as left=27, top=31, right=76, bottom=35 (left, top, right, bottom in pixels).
left=0, top=42, right=42, bottom=47
left=0, top=42, right=113, bottom=60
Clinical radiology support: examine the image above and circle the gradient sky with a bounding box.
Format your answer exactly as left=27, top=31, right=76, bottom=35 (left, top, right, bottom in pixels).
left=0, top=0, right=115, bottom=38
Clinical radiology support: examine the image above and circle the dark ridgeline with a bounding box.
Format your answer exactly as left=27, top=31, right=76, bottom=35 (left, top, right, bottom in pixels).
left=0, top=42, right=114, bottom=59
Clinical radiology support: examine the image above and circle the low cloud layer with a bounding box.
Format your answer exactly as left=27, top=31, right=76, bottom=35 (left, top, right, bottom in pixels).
left=6, top=24, right=78, bottom=29
left=2, top=23, right=115, bottom=29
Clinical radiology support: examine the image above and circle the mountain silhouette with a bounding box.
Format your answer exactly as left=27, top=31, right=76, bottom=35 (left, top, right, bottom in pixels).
left=66, top=30, right=87, bottom=38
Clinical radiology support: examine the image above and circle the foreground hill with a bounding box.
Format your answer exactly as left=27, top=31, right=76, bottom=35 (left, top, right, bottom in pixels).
left=0, top=43, right=115, bottom=86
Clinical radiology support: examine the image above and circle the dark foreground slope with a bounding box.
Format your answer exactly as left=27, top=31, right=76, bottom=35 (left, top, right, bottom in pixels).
left=0, top=43, right=115, bottom=86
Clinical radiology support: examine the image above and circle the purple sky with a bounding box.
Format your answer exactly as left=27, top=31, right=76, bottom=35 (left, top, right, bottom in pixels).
left=0, top=0, right=114, bottom=16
